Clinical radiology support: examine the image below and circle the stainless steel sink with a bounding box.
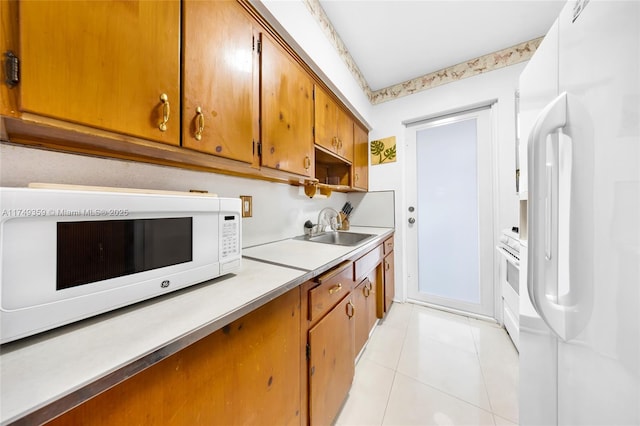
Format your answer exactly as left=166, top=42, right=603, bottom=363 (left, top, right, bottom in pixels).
left=295, top=231, right=374, bottom=246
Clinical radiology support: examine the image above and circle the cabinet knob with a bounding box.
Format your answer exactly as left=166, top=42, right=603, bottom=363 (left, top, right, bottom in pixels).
left=304, top=156, right=311, bottom=170
left=194, top=106, right=205, bottom=141
left=158, top=93, right=170, bottom=132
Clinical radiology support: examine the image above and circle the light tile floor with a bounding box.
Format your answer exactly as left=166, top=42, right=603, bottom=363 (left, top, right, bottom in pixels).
left=335, top=302, right=519, bottom=426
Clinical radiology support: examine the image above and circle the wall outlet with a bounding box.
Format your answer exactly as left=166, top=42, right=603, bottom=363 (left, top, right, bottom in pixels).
left=240, top=195, right=252, bottom=218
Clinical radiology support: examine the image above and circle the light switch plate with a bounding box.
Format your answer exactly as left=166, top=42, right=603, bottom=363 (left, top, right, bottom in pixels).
left=240, top=195, right=252, bottom=218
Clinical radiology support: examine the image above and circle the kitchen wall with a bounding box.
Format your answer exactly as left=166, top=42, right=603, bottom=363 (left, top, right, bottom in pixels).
left=369, top=64, right=525, bottom=302
left=0, top=143, right=348, bottom=248
left=258, top=0, right=524, bottom=304
left=1, top=1, right=523, bottom=305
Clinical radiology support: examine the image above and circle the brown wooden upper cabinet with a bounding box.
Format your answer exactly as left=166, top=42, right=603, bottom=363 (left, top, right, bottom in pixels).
left=353, top=124, right=369, bottom=191
left=182, top=0, right=258, bottom=164
left=314, top=85, right=354, bottom=162
left=6, top=0, right=368, bottom=190
left=17, top=1, right=181, bottom=145
left=260, top=33, right=314, bottom=177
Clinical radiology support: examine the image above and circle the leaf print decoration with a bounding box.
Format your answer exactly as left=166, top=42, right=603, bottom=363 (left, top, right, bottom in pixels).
left=370, top=136, right=397, bottom=165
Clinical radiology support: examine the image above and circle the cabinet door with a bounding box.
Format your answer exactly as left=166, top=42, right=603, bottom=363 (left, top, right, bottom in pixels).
left=366, top=270, right=379, bottom=331
left=353, top=279, right=369, bottom=357
left=18, top=1, right=180, bottom=145
left=353, top=124, right=369, bottom=190
left=354, top=277, right=376, bottom=357
left=384, top=251, right=395, bottom=313
left=336, top=108, right=354, bottom=161
left=308, top=296, right=355, bottom=426
left=314, top=85, right=353, bottom=162
left=313, top=85, right=338, bottom=153
left=182, top=0, right=257, bottom=163
left=260, top=34, right=314, bottom=177
left=46, top=288, right=302, bottom=426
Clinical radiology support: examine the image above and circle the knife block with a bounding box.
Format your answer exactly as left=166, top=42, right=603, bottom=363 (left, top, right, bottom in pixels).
left=339, top=213, right=350, bottom=230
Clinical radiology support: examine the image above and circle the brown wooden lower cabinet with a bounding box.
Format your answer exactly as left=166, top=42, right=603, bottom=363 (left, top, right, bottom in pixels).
left=384, top=250, right=395, bottom=313
left=46, top=288, right=301, bottom=426
left=382, top=236, right=395, bottom=314
left=302, top=260, right=356, bottom=426
left=353, top=271, right=378, bottom=357
left=43, top=234, right=395, bottom=426
left=308, top=295, right=355, bottom=426
left=376, top=236, right=395, bottom=318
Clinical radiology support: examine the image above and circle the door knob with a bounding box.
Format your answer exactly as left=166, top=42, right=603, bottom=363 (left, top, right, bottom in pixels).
left=408, top=217, right=416, bottom=224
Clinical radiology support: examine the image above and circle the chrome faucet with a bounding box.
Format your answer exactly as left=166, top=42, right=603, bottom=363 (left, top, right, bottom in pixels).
left=315, top=207, right=342, bottom=235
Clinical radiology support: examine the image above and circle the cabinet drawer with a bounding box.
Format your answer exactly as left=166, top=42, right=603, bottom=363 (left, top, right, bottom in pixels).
left=354, top=244, right=383, bottom=282
left=309, top=261, right=353, bottom=323
left=383, top=236, right=394, bottom=254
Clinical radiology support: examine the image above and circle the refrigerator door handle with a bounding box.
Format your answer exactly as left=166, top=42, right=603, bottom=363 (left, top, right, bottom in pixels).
left=527, top=91, right=594, bottom=342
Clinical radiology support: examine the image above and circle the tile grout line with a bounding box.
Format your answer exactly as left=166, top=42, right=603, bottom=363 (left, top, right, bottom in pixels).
left=348, top=303, right=517, bottom=425
left=392, top=369, right=497, bottom=421
left=468, top=319, right=521, bottom=425
left=467, top=317, right=500, bottom=425
left=397, top=307, right=500, bottom=420
left=379, top=303, right=414, bottom=425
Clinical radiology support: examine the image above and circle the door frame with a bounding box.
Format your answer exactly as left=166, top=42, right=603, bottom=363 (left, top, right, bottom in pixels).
left=404, top=104, right=499, bottom=320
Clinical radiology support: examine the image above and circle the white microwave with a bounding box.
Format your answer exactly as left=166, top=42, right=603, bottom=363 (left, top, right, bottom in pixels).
left=0, top=185, right=242, bottom=344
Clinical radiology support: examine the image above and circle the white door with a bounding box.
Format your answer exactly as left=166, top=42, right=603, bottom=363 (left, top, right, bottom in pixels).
left=406, top=107, right=495, bottom=317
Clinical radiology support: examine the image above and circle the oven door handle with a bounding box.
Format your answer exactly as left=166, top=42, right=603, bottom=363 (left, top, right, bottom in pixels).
left=496, top=246, right=520, bottom=268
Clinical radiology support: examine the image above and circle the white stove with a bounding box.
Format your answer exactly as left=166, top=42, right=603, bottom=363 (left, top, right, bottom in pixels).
left=497, top=227, right=520, bottom=350
left=499, top=228, right=520, bottom=264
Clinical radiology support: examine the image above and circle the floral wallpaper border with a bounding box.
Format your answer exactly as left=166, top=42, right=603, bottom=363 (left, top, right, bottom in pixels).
left=301, top=0, right=373, bottom=100
left=302, top=0, right=542, bottom=105
left=370, top=37, right=543, bottom=104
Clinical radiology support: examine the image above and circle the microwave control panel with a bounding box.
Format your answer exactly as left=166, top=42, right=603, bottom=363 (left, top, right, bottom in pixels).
left=221, top=214, right=240, bottom=259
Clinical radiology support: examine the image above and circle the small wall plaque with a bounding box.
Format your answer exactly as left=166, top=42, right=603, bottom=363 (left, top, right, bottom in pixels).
left=370, top=136, right=397, bottom=165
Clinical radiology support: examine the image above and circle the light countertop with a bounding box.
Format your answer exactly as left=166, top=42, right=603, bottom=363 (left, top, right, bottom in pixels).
left=0, top=227, right=393, bottom=425
left=243, top=227, right=392, bottom=272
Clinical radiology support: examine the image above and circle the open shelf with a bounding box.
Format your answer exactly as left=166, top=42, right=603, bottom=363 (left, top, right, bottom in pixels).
left=314, top=145, right=351, bottom=187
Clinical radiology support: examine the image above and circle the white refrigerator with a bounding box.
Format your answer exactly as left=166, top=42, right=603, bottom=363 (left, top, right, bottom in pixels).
left=518, top=1, right=639, bottom=425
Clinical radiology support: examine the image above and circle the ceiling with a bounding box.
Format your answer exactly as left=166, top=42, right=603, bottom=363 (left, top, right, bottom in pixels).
left=318, top=0, right=566, bottom=92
